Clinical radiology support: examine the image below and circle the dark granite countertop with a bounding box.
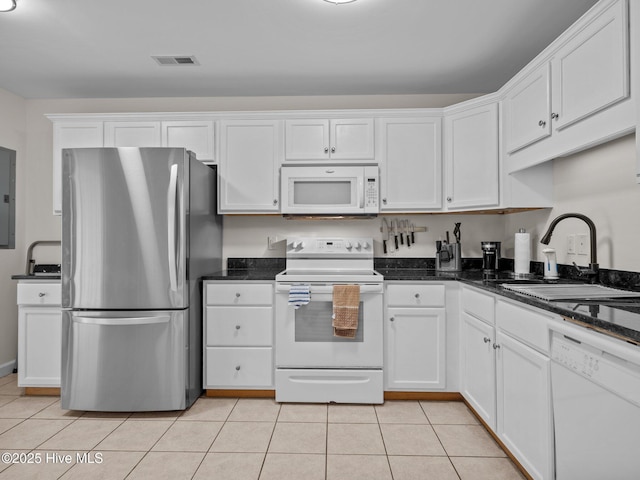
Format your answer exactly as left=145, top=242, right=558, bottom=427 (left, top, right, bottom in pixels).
left=201, top=269, right=282, bottom=281
left=461, top=274, right=640, bottom=345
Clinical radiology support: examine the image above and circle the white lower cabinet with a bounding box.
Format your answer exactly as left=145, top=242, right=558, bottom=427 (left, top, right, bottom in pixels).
left=203, top=281, right=274, bottom=389
left=16, top=281, right=62, bottom=388
left=495, top=331, right=553, bottom=480
left=460, top=311, right=496, bottom=427
left=461, top=285, right=555, bottom=480
left=385, top=283, right=446, bottom=390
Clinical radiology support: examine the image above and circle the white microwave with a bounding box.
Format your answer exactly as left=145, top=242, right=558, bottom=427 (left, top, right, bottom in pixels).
left=280, top=165, right=379, bottom=216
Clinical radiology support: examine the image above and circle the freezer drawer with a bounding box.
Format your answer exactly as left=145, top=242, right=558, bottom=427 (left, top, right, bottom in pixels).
left=61, top=310, right=187, bottom=411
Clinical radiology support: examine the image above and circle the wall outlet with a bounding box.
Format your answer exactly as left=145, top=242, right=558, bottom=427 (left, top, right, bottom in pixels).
left=577, top=234, right=588, bottom=255
left=567, top=234, right=576, bottom=254
left=267, top=236, right=280, bottom=250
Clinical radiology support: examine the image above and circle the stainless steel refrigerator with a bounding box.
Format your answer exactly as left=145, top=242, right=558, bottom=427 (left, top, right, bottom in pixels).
left=60, top=147, right=221, bottom=411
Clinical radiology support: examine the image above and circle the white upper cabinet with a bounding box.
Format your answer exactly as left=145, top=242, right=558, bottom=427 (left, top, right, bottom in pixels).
left=285, top=118, right=374, bottom=162
left=503, top=0, right=631, bottom=158
left=444, top=102, right=500, bottom=210
left=503, top=63, right=551, bottom=154
left=377, top=117, right=442, bottom=212
left=218, top=119, right=282, bottom=213
left=104, top=121, right=162, bottom=147
left=161, top=120, right=215, bottom=162
left=550, top=0, right=629, bottom=131
left=52, top=122, right=104, bottom=215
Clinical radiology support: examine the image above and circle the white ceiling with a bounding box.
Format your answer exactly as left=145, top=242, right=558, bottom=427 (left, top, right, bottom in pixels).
left=0, top=0, right=599, bottom=99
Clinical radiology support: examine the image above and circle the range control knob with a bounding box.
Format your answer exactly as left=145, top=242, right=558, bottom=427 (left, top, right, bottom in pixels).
left=362, top=241, right=370, bottom=250
left=293, top=241, right=304, bottom=250
left=354, top=242, right=361, bottom=250
left=345, top=242, right=353, bottom=250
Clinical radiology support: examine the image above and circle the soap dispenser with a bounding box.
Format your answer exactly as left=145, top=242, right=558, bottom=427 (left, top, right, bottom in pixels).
left=542, top=248, right=559, bottom=279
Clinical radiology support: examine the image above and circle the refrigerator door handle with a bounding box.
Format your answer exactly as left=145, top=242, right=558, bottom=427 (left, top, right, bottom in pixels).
left=167, top=164, right=179, bottom=293
left=72, top=315, right=171, bottom=326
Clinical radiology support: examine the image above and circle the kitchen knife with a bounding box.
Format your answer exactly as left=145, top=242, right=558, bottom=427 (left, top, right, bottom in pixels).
left=410, top=223, right=415, bottom=243
left=399, top=219, right=404, bottom=245
left=454, top=223, right=461, bottom=243
left=382, top=218, right=389, bottom=254
left=393, top=219, right=399, bottom=250
left=405, top=220, right=411, bottom=247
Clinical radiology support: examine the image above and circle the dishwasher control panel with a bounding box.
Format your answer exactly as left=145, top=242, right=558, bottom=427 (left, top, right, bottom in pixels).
left=551, top=330, right=640, bottom=408
left=551, top=335, right=600, bottom=378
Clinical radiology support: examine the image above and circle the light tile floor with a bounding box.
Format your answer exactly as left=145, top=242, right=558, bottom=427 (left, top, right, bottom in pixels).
left=0, top=374, right=525, bottom=479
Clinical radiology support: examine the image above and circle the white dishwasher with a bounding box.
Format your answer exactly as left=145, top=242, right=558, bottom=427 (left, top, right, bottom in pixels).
left=550, top=322, right=640, bottom=480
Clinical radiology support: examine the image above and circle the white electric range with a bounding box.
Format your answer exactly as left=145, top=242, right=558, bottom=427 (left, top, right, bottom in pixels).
left=274, top=237, right=384, bottom=403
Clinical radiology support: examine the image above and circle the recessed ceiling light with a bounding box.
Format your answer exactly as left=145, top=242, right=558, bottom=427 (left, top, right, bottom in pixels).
left=0, top=0, right=17, bottom=12
left=323, top=0, right=357, bottom=4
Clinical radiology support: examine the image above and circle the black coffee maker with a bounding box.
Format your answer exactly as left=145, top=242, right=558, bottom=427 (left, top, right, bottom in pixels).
left=481, top=241, right=501, bottom=272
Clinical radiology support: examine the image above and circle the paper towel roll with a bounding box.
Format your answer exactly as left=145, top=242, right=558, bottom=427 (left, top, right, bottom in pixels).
left=514, top=230, right=531, bottom=274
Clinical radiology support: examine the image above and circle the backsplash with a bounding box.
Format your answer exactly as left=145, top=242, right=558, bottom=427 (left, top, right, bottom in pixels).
left=224, top=257, right=640, bottom=292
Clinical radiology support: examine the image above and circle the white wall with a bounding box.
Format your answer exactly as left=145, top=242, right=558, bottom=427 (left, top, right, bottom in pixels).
left=223, top=214, right=505, bottom=263
left=505, top=134, right=640, bottom=271
left=0, top=87, right=26, bottom=374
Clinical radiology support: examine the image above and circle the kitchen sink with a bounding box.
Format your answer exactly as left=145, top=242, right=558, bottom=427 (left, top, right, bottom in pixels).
left=501, top=283, right=640, bottom=301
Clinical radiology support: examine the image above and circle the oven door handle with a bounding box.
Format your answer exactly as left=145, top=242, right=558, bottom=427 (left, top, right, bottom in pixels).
left=275, top=284, right=383, bottom=294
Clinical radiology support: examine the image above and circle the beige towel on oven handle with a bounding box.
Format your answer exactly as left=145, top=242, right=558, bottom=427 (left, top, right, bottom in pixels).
left=332, top=284, right=360, bottom=338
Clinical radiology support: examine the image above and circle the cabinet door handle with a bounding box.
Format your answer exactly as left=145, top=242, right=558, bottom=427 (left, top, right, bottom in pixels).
left=382, top=198, right=387, bottom=205
left=551, top=113, right=559, bottom=120
left=389, top=317, right=395, bottom=322
left=446, top=197, right=452, bottom=203
left=483, top=337, right=491, bottom=343
left=235, top=365, right=241, bottom=371
left=273, top=199, right=278, bottom=206
left=235, top=293, right=241, bottom=298
left=235, top=325, right=241, bottom=330
left=493, top=343, right=501, bottom=350
left=414, top=293, right=420, bottom=299
left=38, top=292, right=46, bottom=297
left=324, top=147, right=329, bottom=153
left=331, top=147, right=336, bottom=153
left=538, top=120, right=546, bottom=127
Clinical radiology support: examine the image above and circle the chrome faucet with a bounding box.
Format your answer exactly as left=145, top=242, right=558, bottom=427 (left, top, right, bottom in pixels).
left=540, top=213, right=599, bottom=283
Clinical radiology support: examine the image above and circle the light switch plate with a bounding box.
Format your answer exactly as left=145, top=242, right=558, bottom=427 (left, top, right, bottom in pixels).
left=567, top=234, right=576, bottom=254
left=577, top=234, right=588, bottom=255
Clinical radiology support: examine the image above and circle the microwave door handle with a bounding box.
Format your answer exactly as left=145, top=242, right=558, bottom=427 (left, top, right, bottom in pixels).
left=357, top=176, right=364, bottom=208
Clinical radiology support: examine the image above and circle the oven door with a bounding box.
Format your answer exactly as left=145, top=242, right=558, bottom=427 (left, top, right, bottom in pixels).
left=275, top=283, right=383, bottom=368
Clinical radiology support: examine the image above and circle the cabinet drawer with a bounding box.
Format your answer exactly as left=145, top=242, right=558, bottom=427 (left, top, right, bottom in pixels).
left=205, top=347, right=273, bottom=388
left=496, top=299, right=551, bottom=353
left=206, top=307, right=272, bottom=346
left=205, top=283, right=273, bottom=306
left=462, top=286, right=495, bottom=324
left=386, top=284, right=445, bottom=307
left=17, top=283, right=62, bottom=306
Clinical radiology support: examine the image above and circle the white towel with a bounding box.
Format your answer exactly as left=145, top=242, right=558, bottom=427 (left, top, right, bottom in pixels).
left=288, top=284, right=310, bottom=309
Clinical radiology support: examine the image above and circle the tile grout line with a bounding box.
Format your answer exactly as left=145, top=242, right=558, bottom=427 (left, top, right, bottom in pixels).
left=417, top=400, right=464, bottom=480
left=189, top=396, right=239, bottom=480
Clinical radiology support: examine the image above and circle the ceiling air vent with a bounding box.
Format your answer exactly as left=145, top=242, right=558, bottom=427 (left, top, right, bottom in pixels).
left=152, top=55, right=199, bottom=66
